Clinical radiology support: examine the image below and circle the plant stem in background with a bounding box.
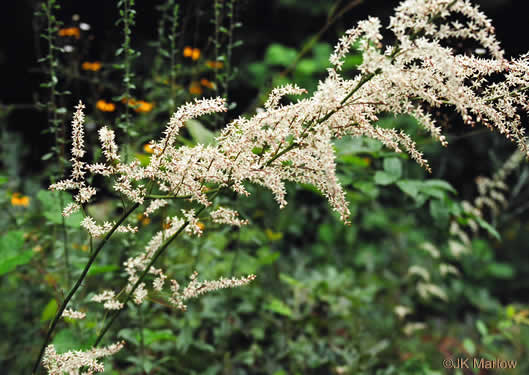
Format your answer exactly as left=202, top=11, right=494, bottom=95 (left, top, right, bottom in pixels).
left=37, top=0, right=72, bottom=286
left=168, top=2, right=179, bottom=111
left=116, top=0, right=137, bottom=162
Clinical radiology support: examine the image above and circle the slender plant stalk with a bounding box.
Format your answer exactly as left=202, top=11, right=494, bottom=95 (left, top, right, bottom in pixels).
left=93, top=187, right=223, bottom=346
left=38, top=0, right=72, bottom=291
left=117, top=0, right=136, bottom=163
left=32, top=202, right=140, bottom=375
left=93, top=219, right=189, bottom=346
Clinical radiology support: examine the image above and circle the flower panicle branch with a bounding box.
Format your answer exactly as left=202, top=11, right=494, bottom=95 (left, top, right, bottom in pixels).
left=35, top=1, right=529, bottom=374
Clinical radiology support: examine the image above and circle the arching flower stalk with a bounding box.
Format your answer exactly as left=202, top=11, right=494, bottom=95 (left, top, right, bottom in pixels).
left=36, top=1, right=529, bottom=374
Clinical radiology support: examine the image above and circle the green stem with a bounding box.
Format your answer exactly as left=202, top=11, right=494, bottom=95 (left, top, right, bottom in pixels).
left=32, top=202, right=140, bottom=375
left=264, top=71, right=378, bottom=168
left=93, top=190, right=221, bottom=346
left=485, top=85, right=529, bottom=103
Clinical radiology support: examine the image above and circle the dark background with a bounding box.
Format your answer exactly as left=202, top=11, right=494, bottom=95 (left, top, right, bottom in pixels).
left=0, top=0, right=527, bottom=181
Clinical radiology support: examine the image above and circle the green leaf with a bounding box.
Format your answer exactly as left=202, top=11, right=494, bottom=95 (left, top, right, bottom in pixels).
left=374, top=171, right=398, bottom=185
left=87, top=264, right=120, bottom=276
left=429, top=200, right=449, bottom=225
left=383, top=157, right=402, bottom=178
left=265, top=298, right=293, bottom=317
left=185, top=119, right=215, bottom=145
left=476, top=320, right=488, bottom=336
left=257, top=247, right=280, bottom=265
left=423, top=180, right=457, bottom=194
left=265, top=44, right=297, bottom=66
left=52, top=329, right=92, bottom=352
left=296, top=59, right=318, bottom=75
left=475, top=217, right=501, bottom=241
left=279, top=273, right=302, bottom=288
left=37, top=190, right=83, bottom=227
left=420, top=186, right=446, bottom=200
left=0, top=231, right=33, bottom=275
left=396, top=179, right=421, bottom=198
left=487, top=262, right=514, bottom=279
left=462, top=338, right=476, bottom=356
left=0, top=176, right=8, bottom=185
left=143, top=329, right=178, bottom=346
left=353, top=181, right=379, bottom=199
left=41, top=299, right=58, bottom=322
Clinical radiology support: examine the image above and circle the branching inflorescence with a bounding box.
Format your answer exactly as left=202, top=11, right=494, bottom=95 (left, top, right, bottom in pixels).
left=38, top=1, right=529, bottom=374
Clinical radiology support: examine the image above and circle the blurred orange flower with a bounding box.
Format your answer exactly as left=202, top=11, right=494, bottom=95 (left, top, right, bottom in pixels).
left=143, top=143, right=154, bottom=154
left=82, top=61, right=102, bottom=71
left=183, top=46, right=193, bottom=57
left=122, top=98, right=154, bottom=113
left=189, top=82, right=202, bottom=95
left=200, top=78, right=215, bottom=89
left=11, top=193, right=30, bottom=207
left=183, top=46, right=201, bottom=61
left=58, top=27, right=81, bottom=39
left=137, top=213, right=151, bottom=226
left=206, top=60, right=224, bottom=69
left=191, top=48, right=200, bottom=61
left=96, top=100, right=115, bottom=112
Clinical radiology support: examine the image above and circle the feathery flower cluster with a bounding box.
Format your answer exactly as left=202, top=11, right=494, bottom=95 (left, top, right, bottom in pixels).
left=53, top=0, right=529, bottom=229
left=45, top=1, right=529, bottom=373
left=448, top=149, right=524, bottom=256
left=169, top=271, right=257, bottom=311
left=91, top=290, right=124, bottom=310
left=42, top=341, right=124, bottom=375
left=210, top=207, right=249, bottom=227
left=62, top=308, right=86, bottom=320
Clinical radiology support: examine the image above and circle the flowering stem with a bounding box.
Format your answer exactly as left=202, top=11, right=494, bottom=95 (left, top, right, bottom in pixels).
left=93, top=221, right=187, bottom=346
left=145, top=187, right=221, bottom=200
left=93, top=190, right=221, bottom=347
left=32, top=202, right=140, bottom=375
left=145, top=194, right=191, bottom=199
left=485, top=85, right=529, bottom=103
left=265, top=71, right=378, bottom=167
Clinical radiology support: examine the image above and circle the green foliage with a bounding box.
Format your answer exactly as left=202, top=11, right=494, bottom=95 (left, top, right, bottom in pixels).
left=37, top=190, right=83, bottom=227
left=0, top=231, right=33, bottom=275
left=2, top=1, right=529, bottom=374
